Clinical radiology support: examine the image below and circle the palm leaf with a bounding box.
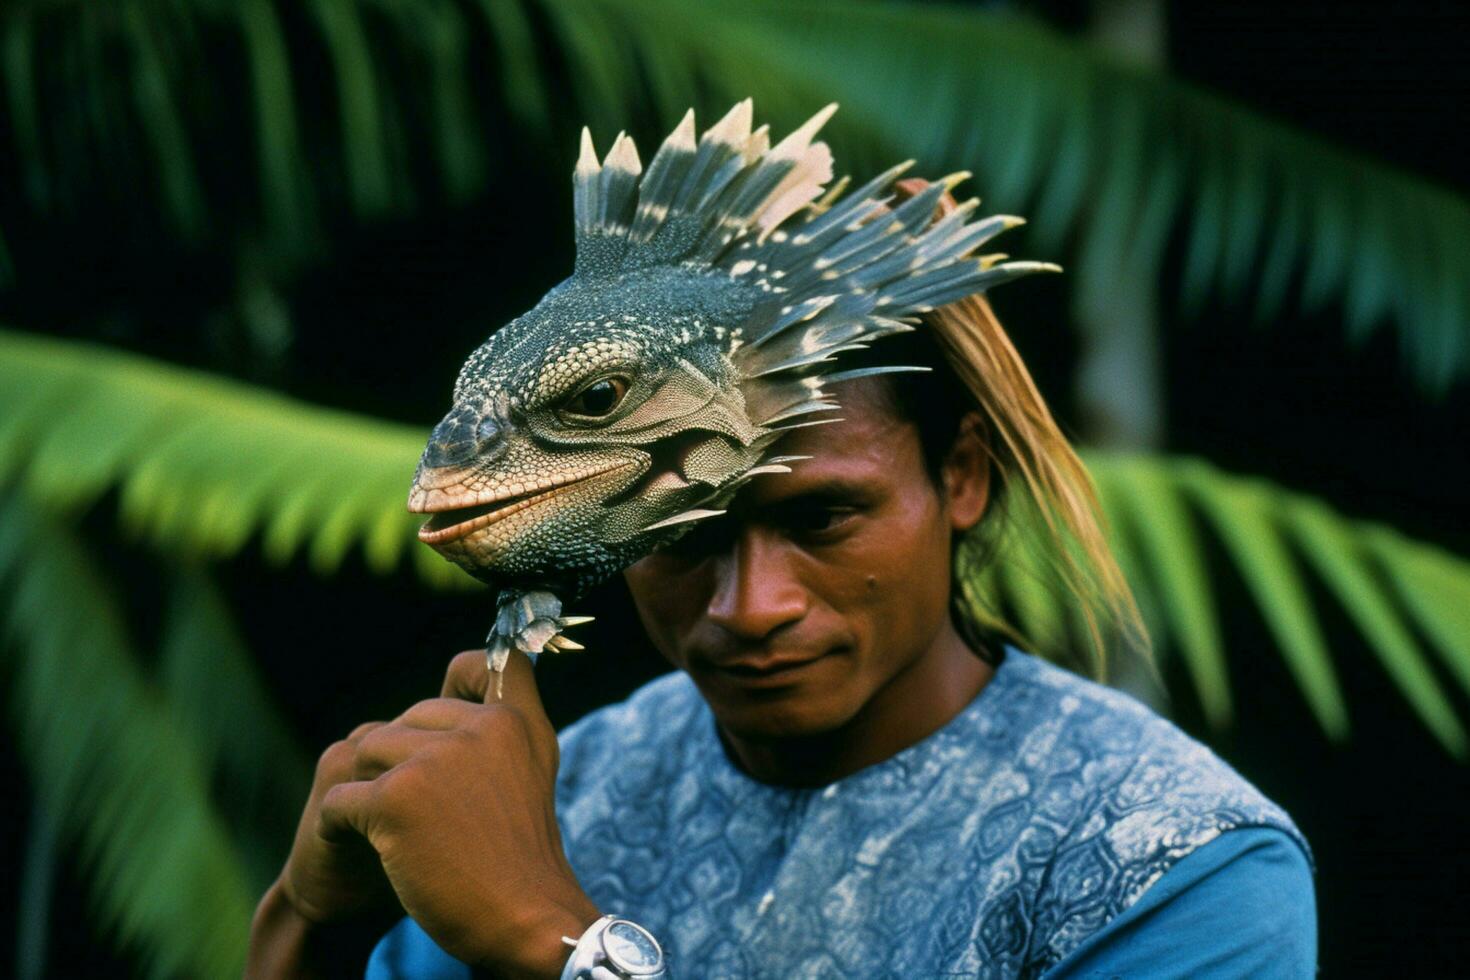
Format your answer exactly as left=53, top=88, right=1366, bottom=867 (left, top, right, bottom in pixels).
left=1366, top=526, right=1470, bottom=699
left=0, top=492, right=257, bottom=978
left=0, top=328, right=474, bottom=591
left=1082, top=455, right=1468, bottom=755
left=530, top=0, right=1469, bottom=389
left=1286, top=499, right=1465, bottom=756
left=1174, top=462, right=1347, bottom=740
left=8, top=327, right=1469, bottom=752
left=3, top=0, right=1466, bottom=388
left=16, top=798, right=58, bottom=980
left=1093, top=456, right=1230, bottom=728
left=159, top=564, right=313, bottom=890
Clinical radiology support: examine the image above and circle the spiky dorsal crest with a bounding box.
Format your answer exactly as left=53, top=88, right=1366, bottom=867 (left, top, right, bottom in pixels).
left=571, top=102, right=1059, bottom=434
left=573, top=100, right=833, bottom=276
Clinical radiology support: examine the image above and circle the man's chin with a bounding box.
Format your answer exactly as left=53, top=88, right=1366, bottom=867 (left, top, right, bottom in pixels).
left=698, top=684, right=855, bottom=741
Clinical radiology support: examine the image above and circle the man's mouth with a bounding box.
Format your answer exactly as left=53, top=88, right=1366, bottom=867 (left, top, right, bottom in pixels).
left=697, top=651, right=834, bottom=685
left=410, top=463, right=628, bottom=545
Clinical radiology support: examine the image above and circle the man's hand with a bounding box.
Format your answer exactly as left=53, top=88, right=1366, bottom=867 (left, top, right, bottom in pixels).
left=247, top=719, right=403, bottom=978
left=316, top=649, right=601, bottom=979
left=280, top=722, right=399, bottom=925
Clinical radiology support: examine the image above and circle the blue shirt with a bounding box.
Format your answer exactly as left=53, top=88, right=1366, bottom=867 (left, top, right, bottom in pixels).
left=369, top=649, right=1315, bottom=978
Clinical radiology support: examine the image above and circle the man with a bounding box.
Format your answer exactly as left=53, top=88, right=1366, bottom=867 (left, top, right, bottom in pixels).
left=246, top=293, right=1315, bottom=978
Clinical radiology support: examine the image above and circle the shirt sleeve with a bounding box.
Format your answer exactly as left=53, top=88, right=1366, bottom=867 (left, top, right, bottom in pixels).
left=1040, top=827, right=1316, bottom=980
left=364, top=917, right=470, bottom=980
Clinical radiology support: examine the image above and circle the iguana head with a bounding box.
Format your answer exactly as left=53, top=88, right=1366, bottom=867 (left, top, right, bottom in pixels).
left=409, top=100, right=1054, bottom=599
left=408, top=269, right=776, bottom=595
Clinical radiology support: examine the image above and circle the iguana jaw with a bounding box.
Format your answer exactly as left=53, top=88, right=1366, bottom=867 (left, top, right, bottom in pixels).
left=409, top=461, right=635, bottom=546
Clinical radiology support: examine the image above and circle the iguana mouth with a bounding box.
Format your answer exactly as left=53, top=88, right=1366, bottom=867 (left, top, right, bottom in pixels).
left=412, top=463, right=632, bottom=545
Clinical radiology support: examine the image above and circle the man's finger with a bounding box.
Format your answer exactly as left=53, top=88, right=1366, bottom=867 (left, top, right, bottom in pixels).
left=397, top=697, right=477, bottom=731
left=317, top=779, right=377, bottom=844
left=347, top=721, right=387, bottom=743
left=354, top=724, right=444, bottom=780
left=441, top=649, right=548, bottom=715
left=442, top=649, right=492, bottom=701
left=483, top=649, right=549, bottom=718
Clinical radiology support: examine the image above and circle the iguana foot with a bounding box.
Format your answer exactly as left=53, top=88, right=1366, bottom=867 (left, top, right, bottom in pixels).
left=484, top=589, right=594, bottom=698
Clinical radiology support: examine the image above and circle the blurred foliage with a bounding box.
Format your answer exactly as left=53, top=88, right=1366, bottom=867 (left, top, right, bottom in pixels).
left=2, top=0, right=1470, bottom=976
left=2, top=0, right=1466, bottom=385
left=0, top=492, right=306, bottom=978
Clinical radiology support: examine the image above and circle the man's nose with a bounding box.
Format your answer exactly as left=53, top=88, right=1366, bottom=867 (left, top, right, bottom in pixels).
left=705, top=528, right=809, bottom=641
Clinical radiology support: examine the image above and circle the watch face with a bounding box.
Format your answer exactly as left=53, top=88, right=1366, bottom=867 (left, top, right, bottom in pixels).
left=603, top=920, right=663, bottom=972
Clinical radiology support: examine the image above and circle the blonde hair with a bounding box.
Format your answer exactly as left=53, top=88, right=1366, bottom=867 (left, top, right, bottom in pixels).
left=822, top=176, right=1147, bottom=677
left=928, top=292, right=1149, bottom=678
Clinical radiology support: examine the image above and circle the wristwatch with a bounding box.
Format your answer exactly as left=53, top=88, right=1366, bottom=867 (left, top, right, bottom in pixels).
left=559, top=914, right=667, bottom=980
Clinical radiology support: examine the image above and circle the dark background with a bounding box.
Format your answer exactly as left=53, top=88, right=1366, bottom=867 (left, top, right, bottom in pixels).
left=3, top=1, right=1469, bottom=975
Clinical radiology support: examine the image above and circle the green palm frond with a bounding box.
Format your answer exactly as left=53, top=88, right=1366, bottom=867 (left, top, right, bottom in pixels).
left=16, top=797, right=58, bottom=980
left=964, top=454, right=1470, bottom=755
left=0, top=328, right=471, bottom=590
left=535, top=0, right=1470, bottom=388
left=159, top=565, right=312, bottom=889
left=8, top=327, right=1470, bottom=752
left=2, top=0, right=1466, bottom=387
left=0, top=492, right=257, bottom=978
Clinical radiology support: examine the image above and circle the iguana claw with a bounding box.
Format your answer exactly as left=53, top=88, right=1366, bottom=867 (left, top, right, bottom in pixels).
left=484, top=589, right=594, bottom=698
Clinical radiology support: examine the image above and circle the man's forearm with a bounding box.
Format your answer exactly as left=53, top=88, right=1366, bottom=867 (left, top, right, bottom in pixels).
left=245, top=877, right=390, bottom=980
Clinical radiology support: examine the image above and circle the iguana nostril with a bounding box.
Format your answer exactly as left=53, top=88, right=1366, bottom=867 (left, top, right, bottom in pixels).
left=476, top=416, right=501, bottom=448
left=423, top=410, right=478, bottom=468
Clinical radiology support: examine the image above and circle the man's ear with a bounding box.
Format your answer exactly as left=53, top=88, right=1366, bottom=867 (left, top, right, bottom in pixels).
left=942, top=411, right=991, bottom=533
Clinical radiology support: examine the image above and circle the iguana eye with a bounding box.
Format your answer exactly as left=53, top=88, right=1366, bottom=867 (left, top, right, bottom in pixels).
left=562, top=376, right=630, bottom=418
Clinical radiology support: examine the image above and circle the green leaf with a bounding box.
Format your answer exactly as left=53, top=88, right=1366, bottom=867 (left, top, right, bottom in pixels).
left=16, top=799, right=57, bottom=980
left=1063, top=453, right=1470, bottom=751
left=159, top=565, right=311, bottom=889
left=0, top=493, right=257, bottom=978
left=470, top=0, right=549, bottom=127
left=528, top=0, right=1470, bottom=390
left=994, top=529, right=1072, bottom=659
left=2, top=11, right=47, bottom=208
left=1365, top=526, right=1470, bottom=702
left=1091, top=456, right=1231, bottom=729
left=122, top=1, right=206, bottom=240
left=310, top=0, right=393, bottom=215
left=237, top=0, right=317, bottom=254
left=1176, top=463, right=1348, bottom=740
left=1285, top=498, right=1466, bottom=757
left=0, top=328, right=479, bottom=590
left=4, top=0, right=1467, bottom=387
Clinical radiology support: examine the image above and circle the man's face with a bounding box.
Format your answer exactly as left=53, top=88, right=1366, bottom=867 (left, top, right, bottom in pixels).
left=623, top=381, right=984, bottom=740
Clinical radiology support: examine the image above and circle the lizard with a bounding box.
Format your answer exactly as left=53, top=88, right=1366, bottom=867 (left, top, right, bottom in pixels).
left=406, top=99, right=1057, bottom=694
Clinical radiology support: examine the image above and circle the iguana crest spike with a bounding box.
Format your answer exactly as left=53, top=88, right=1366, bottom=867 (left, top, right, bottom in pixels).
left=408, top=101, right=1058, bottom=686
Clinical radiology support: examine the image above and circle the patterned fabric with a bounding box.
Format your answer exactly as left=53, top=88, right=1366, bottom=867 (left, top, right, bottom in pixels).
left=556, top=648, right=1308, bottom=979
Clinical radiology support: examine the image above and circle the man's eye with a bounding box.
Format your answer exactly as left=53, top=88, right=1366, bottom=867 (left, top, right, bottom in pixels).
left=562, top=376, right=630, bottom=418
left=790, top=505, right=855, bottom=536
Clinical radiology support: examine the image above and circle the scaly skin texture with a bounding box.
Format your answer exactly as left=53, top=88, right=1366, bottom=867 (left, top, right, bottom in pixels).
left=407, top=100, right=1054, bottom=674
left=410, top=270, right=772, bottom=597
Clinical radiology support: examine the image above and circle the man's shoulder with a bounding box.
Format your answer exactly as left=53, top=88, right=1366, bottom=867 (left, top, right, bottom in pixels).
left=978, top=651, right=1306, bottom=850
left=965, top=651, right=1311, bottom=970
left=997, top=652, right=1300, bottom=823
